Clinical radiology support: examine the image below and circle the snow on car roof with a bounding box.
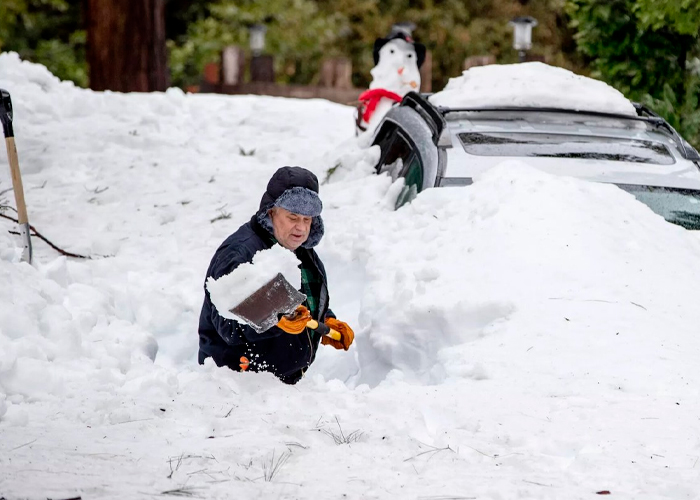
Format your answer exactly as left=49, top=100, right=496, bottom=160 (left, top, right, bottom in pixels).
left=429, top=62, right=637, bottom=117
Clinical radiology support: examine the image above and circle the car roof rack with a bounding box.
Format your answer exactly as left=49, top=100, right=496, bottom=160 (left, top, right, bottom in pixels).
left=436, top=104, right=700, bottom=162
left=399, top=91, right=446, bottom=145
left=439, top=105, right=655, bottom=123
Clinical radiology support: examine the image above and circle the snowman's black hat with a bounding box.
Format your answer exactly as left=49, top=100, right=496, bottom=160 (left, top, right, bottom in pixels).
left=372, top=31, right=427, bottom=69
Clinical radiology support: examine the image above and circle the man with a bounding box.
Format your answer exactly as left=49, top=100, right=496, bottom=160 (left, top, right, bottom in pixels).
left=198, top=166, right=354, bottom=384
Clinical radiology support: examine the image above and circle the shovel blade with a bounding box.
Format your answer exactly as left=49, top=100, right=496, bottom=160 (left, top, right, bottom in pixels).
left=231, top=273, right=306, bottom=334
left=18, top=222, right=32, bottom=264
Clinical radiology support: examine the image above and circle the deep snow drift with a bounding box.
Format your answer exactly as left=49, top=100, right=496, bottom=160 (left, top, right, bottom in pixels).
left=2, top=53, right=700, bottom=499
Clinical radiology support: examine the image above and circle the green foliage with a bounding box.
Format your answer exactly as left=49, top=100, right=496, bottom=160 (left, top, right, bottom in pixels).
left=33, top=30, right=88, bottom=87
left=567, top=0, right=700, bottom=147
left=634, top=0, right=700, bottom=35
left=0, top=0, right=87, bottom=87
left=641, top=77, right=700, bottom=149
left=566, top=0, right=689, bottom=99
left=168, top=0, right=344, bottom=88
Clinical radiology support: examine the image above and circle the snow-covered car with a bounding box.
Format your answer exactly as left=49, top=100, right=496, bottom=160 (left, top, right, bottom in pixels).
left=371, top=63, right=700, bottom=230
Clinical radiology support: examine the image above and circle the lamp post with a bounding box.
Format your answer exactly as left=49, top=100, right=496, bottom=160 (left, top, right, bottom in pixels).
left=249, top=24, right=267, bottom=57
left=248, top=24, right=274, bottom=83
left=509, top=16, right=538, bottom=63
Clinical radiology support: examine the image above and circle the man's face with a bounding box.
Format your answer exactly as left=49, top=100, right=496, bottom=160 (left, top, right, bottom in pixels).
left=269, top=207, right=312, bottom=250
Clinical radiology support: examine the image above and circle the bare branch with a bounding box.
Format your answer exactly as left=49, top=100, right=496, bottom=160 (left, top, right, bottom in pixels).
left=160, top=486, right=202, bottom=497
left=210, top=205, right=231, bottom=224
left=404, top=443, right=455, bottom=462
left=10, top=438, right=38, bottom=451
left=84, top=185, right=109, bottom=194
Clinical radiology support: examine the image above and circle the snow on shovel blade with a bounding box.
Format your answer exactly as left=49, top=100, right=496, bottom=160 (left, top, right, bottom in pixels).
left=231, top=273, right=306, bottom=334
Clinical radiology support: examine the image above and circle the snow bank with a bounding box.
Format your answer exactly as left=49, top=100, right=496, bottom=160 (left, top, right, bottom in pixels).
left=0, top=52, right=73, bottom=95
left=3, top=53, right=700, bottom=499
left=343, top=161, right=700, bottom=386
left=207, top=245, right=302, bottom=321
left=430, top=62, right=637, bottom=115
left=0, top=252, right=158, bottom=402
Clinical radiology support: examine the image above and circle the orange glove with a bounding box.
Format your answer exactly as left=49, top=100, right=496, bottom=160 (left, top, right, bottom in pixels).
left=239, top=356, right=250, bottom=371
left=277, top=305, right=311, bottom=334
left=321, top=317, right=354, bottom=350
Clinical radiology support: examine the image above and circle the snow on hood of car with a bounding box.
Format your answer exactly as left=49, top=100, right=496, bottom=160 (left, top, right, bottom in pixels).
left=430, top=62, right=637, bottom=116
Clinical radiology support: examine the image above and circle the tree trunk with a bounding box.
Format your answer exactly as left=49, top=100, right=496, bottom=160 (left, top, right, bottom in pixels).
left=86, top=0, right=169, bottom=92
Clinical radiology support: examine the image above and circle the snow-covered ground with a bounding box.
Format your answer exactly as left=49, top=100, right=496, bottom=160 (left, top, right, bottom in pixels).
left=2, top=52, right=700, bottom=499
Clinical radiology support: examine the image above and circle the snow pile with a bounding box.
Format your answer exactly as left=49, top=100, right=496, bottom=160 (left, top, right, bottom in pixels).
left=206, top=245, right=302, bottom=321
left=0, top=253, right=158, bottom=404
left=345, top=162, right=700, bottom=386
left=322, top=141, right=381, bottom=184
left=430, top=62, right=637, bottom=115
left=0, top=52, right=74, bottom=97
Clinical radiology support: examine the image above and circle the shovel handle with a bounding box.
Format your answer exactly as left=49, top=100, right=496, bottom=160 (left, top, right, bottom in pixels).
left=4, top=137, right=29, bottom=225
left=306, top=319, right=342, bottom=341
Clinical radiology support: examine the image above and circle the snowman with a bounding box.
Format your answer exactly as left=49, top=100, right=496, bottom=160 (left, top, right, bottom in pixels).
left=356, top=28, right=426, bottom=135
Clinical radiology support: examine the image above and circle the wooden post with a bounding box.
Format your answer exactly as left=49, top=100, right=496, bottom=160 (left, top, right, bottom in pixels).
left=524, top=54, right=546, bottom=63
left=203, top=62, right=220, bottom=85
left=319, top=57, right=353, bottom=89
left=319, top=59, right=335, bottom=87
left=419, top=50, right=432, bottom=93
left=334, top=58, right=353, bottom=90
left=250, top=55, right=275, bottom=83
left=221, top=46, right=246, bottom=86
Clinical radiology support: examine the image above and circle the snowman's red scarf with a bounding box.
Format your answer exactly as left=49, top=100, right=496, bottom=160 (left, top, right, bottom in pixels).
left=359, top=89, right=403, bottom=123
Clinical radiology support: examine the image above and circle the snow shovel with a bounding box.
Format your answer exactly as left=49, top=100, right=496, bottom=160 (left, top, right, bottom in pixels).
left=232, top=273, right=342, bottom=341
left=0, top=89, right=32, bottom=264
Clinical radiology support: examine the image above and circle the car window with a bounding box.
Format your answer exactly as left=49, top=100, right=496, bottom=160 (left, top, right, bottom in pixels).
left=618, top=185, right=700, bottom=230
left=395, top=155, right=423, bottom=208
left=458, top=132, right=676, bottom=165
left=378, top=133, right=413, bottom=180
left=403, top=154, right=423, bottom=188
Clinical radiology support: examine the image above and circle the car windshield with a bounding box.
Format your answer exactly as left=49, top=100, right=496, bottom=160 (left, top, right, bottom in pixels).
left=439, top=178, right=700, bottom=230
left=618, top=185, right=700, bottom=230
left=458, top=132, right=675, bottom=165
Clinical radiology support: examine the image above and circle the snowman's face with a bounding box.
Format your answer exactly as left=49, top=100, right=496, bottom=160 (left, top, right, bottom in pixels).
left=370, top=38, right=422, bottom=93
